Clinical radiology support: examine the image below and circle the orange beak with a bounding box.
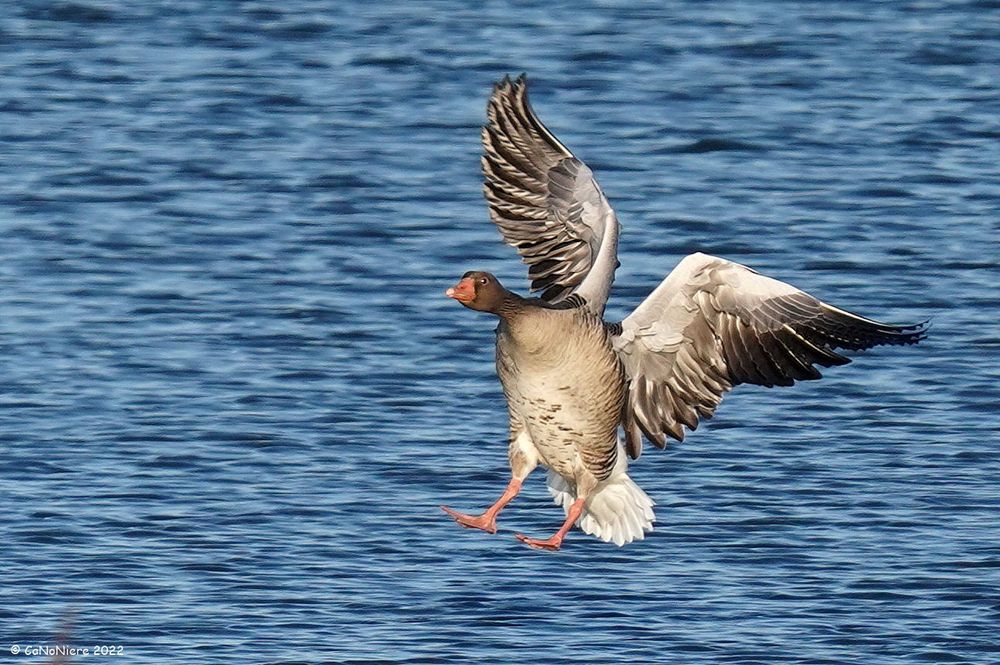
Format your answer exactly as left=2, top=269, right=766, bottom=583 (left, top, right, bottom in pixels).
left=445, top=277, right=475, bottom=303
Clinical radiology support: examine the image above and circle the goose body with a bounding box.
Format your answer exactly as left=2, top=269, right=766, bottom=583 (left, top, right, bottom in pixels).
left=441, top=76, right=926, bottom=550
left=498, top=304, right=624, bottom=485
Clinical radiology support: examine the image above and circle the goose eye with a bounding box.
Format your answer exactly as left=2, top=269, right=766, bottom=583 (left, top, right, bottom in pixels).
left=479, top=277, right=488, bottom=285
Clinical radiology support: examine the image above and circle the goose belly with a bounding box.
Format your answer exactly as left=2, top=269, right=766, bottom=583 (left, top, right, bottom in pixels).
left=506, top=351, right=625, bottom=480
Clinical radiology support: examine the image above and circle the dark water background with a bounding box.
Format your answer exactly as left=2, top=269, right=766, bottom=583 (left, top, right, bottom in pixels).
left=2, top=1, right=999, bottom=663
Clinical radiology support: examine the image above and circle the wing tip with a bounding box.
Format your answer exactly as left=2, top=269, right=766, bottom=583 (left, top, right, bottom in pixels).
left=875, top=317, right=930, bottom=346
left=491, top=72, right=528, bottom=103
left=818, top=302, right=931, bottom=348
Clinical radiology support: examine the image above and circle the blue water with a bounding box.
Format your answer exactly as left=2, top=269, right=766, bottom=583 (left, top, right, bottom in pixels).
left=1, top=1, right=998, bottom=663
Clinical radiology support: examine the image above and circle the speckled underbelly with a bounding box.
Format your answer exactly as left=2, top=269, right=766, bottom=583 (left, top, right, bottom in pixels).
left=496, top=311, right=626, bottom=483
left=512, top=371, right=621, bottom=481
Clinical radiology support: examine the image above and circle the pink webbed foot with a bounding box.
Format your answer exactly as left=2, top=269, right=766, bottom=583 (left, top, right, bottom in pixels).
left=440, top=478, right=523, bottom=536
left=514, top=532, right=565, bottom=551
left=440, top=505, right=498, bottom=534
left=513, top=497, right=584, bottom=551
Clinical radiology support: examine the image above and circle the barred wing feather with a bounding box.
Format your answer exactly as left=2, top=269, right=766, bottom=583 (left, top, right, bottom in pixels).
left=482, top=75, right=619, bottom=315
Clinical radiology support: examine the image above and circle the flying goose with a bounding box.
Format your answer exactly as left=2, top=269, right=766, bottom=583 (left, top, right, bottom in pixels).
left=441, top=75, right=926, bottom=550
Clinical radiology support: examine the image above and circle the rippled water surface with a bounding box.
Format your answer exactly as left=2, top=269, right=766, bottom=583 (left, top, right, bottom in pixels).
left=2, top=1, right=999, bottom=663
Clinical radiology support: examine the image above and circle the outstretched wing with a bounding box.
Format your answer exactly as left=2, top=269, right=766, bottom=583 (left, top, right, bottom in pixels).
left=482, top=74, right=620, bottom=315
left=613, top=252, right=927, bottom=458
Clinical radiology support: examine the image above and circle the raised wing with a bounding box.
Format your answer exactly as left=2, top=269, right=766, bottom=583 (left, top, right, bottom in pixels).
left=613, top=253, right=927, bottom=458
left=482, top=74, right=619, bottom=315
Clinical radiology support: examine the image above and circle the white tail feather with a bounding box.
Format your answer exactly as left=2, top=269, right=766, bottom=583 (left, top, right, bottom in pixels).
left=547, top=470, right=656, bottom=546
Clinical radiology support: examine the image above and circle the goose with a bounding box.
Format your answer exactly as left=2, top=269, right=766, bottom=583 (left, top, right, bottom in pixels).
left=441, top=75, right=926, bottom=550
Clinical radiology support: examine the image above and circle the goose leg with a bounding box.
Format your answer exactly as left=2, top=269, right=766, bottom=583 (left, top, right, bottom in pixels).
left=515, top=497, right=585, bottom=551
left=441, top=478, right=522, bottom=534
